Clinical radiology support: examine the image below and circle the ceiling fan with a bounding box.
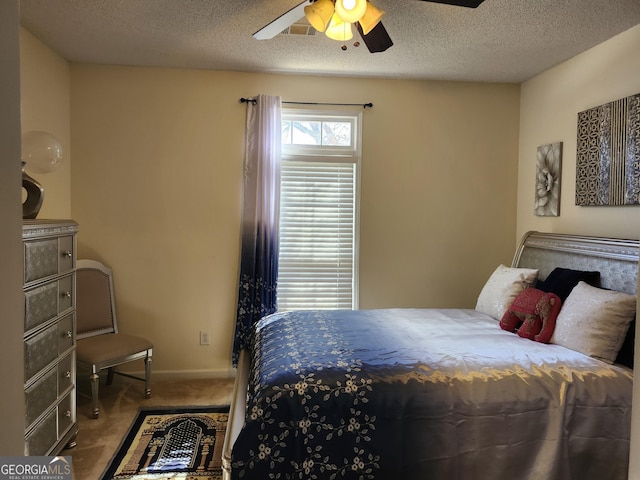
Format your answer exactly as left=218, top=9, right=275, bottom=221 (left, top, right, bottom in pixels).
left=253, top=0, right=486, bottom=53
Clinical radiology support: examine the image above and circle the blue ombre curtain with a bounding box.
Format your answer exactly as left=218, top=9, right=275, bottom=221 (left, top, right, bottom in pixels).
left=233, top=94, right=282, bottom=366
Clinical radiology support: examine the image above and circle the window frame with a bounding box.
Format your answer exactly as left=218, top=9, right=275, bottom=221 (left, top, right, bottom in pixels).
left=278, top=108, right=362, bottom=310
left=281, top=111, right=360, bottom=158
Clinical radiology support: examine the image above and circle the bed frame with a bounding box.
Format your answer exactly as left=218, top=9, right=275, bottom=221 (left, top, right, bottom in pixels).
left=513, top=231, right=639, bottom=294
left=221, top=231, right=639, bottom=479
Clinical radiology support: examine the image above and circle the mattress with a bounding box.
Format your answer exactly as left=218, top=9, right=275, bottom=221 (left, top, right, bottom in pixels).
left=230, top=308, right=633, bottom=480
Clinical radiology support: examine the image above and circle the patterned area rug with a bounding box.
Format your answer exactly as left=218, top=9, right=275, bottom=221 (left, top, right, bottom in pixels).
left=101, top=406, right=229, bottom=480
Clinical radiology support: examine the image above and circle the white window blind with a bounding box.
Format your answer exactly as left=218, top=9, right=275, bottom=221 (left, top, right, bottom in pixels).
left=278, top=160, right=356, bottom=311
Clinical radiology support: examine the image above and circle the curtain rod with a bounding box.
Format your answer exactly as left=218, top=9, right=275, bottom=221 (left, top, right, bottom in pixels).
left=239, top=97, right=373, bottom=109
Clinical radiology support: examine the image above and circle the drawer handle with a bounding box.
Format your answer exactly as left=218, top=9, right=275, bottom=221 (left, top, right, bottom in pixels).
left=65, top=331, right=72, bottom=339
left=62, top=250, right=73, bottom=258
left=65, top=370, right=71, bottom=379
left=62, top=291, right=72, bottom=299
left=64, top=410, right=71, bottom=418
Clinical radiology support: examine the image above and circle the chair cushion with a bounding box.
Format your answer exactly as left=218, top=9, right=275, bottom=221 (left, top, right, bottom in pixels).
left=76, top=333, right=153, bottom=366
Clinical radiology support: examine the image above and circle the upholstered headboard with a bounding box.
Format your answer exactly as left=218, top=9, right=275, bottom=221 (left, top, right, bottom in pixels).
left=513, top=231, right=639, bottom=369
left=513, top=231, right=639, bottom=295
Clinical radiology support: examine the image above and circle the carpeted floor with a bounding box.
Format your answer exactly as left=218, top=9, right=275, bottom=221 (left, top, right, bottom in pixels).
left=62, top=373, right=234, bottom=480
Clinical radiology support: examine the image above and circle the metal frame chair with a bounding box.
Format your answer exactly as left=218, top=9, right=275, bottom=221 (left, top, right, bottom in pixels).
left=75, top=259, right=153, bottom=418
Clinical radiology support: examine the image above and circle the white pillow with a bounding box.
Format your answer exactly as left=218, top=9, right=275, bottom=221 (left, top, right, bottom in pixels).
left=551, top=281, right=636, bottom=363
left=475, top=264, right=539, bottom=320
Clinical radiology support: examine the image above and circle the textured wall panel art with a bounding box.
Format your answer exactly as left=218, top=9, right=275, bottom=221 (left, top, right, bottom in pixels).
left=576, top=93, right=640, bottom=206
left=535, top=142, right=562, bottom=216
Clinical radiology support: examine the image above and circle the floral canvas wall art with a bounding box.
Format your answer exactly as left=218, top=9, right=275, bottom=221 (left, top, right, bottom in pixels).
left=535, top=142, right=562, bottom=217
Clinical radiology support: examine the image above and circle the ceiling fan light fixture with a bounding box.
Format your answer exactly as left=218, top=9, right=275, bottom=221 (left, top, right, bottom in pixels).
left=325, top=12, right=353, bottom=41
left=334, top=0, right=367, bottom=24
left=359, top=2, right=385, bottom=35
left=304, top=0, right=334, bottom=32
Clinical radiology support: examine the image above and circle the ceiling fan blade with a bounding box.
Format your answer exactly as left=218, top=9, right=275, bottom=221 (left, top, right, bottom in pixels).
left=421, top=0, right=485, bottom=7
left=253, top=1, right=312, bottom=40
left=356, top=22, right=393, bottom=53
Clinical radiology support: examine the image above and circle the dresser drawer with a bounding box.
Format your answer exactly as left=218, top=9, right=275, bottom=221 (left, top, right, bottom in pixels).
left=24, top=282, right=57, bottom=332
left=58, top=313, right=74, bottom=354
left=58, top=393, right=75, bottom=439
left=24, top=274, right=74, bottom=333
left=58, top=353, right=74, bottom=394
left=24, top=238, right=58, bottom=283
left=25, top=365, right=57, bottom=428
left=24, top=235, right=74, bottom=284
left=24, top=313, right=74, bottom=382
left=24, top=323, right=58, bottom=382
left=24, top=351, right=75, bottom=430
left=24, top=391, right=74, bottom=457
left=25, top=408, right=57, bottom=456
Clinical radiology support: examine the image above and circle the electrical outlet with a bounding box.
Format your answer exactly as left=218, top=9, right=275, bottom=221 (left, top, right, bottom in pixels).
left=200, top=331, right=210, bottom=345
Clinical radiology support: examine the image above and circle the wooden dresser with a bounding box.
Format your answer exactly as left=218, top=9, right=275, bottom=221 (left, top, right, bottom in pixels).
left=23, top=220, right=79, bottom=455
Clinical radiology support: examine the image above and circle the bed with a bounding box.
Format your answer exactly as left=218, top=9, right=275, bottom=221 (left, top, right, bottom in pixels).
left=222, top=231, right=638, bottom=480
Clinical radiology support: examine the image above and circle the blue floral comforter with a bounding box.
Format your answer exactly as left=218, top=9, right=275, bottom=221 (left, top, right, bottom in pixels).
left=230, top=308, right=632, bottom=480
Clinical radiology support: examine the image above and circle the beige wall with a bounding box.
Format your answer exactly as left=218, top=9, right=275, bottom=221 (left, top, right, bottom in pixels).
left=68, top=65, right=520, bottom=377
left=0, top=0, right=27, bottom=456
left=517, top=24, right=640, bottom=240
left=20, top=28, right=71, bottom=219
left=516, top=24, right=640, bottom=478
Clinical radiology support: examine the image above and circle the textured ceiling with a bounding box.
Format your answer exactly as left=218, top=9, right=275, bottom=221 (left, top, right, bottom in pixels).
left=19, top=0, right=640, bottom=83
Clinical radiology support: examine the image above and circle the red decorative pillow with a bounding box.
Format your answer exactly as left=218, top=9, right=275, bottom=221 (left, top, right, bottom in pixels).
left=500, top=288, right=561, bottom=343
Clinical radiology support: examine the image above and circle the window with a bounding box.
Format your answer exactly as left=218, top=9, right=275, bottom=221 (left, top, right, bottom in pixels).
left=277, top=110, right=361, bottom=311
